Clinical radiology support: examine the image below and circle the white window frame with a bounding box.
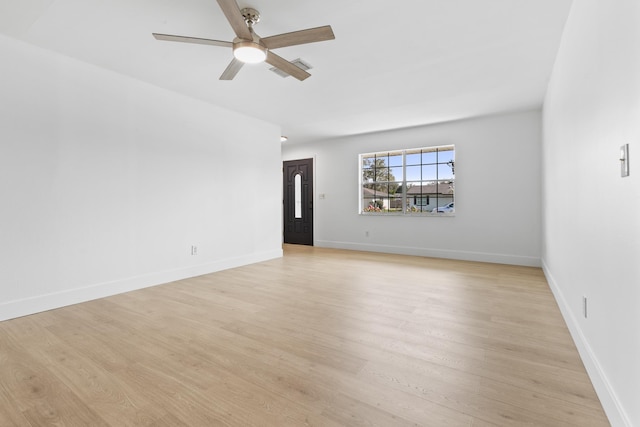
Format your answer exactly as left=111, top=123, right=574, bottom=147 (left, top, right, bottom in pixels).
left=359, top=144, right=455, bottom=216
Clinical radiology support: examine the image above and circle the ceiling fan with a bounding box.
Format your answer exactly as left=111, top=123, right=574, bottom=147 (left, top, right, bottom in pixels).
left=152, top=0, right=335, bottom=81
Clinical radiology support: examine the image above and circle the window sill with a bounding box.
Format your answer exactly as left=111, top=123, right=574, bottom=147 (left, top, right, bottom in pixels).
left=359, top=212, right=456, bottom=217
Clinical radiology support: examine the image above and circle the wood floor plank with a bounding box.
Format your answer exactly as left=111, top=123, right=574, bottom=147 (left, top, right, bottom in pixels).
left=478, top=377, right=609, bottom=427
left=0, top=245, right=609, bottom=426
left=0, top=329, right=110, bottom=426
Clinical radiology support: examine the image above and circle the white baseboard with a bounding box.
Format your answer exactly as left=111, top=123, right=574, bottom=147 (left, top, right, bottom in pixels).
left=542, top=259, right=630, bottom=427
left=0, top=249, right=282, bottom=323
left=315, top=240, right=541, bottom=267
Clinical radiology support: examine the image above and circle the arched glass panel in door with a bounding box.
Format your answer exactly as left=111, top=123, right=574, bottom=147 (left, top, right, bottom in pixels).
left=294, top=173, right=302, bottom=219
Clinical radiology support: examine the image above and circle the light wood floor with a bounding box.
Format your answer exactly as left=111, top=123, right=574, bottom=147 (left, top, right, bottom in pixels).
left=0, top=245, right=609, bottom=426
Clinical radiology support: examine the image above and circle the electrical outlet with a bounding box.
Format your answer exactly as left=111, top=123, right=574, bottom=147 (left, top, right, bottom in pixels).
left=191, top=245, right=198, bottom=256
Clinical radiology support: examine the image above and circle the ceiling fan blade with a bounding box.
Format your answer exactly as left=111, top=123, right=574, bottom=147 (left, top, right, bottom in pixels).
left=265, top=51, right=311, bottom=81
left=219, top=58, right=244, bottom=80
left=153, top=33, right=232, bottom=48
left=216, top=0, right=252, bottom=40
left=261, top=25, right=335, bottom=49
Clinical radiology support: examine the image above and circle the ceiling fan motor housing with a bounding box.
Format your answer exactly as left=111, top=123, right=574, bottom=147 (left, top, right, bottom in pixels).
left=233, top=8, right=266, bottom=63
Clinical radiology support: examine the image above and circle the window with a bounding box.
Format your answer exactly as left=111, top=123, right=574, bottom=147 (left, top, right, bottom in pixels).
left=414, top=196, right=429, bottom=206
left=360, top=145, right=455, bottom=215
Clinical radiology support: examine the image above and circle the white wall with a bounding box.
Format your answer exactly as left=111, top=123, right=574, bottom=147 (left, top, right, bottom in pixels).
left=283, top=110, right=542, bottom=266
left=542, top=0, right=640, bottom=425
left=0, top=34, right=283, bottom=321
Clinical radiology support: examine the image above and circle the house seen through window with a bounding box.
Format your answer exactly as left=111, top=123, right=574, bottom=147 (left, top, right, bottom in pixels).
left=360, top=145, right=455, bottom=215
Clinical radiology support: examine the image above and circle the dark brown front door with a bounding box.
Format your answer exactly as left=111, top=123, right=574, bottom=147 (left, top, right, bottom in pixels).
left=283, top=158, right=313, bottom=245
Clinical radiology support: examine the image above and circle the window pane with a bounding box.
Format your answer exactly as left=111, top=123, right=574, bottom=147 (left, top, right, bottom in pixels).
left=437, top=180, right=455, bottom=196
left=362, top=183, right=376, bottom=199
left=362, top=155, right=375, bottom=168
left=406, top=152, right=421, bottom=165
left=431, top=198, right=454, bottom=213
left=422, top=164, right=438, bottom=180
left=388, top=153, right=403, bottom=167
left=390, top=195, right=403, bottom=211
left=377, top=183, right=390, bottom=195
left=389, top=166, right=403, bottom=182
left=363, top=198, right=381, bottom=212
left=375, top=167, right=390, bottom=182
left=363, top=183, right=387, bottom=196
left=365, top=199, right=384, bottom=212
left=362, top=167, right=374, bottom=182
left=424, top=181, right=438, bottom=197
left=438, top=163, right=454, bottom=179
left=406, top=165, right=421, bottom=181
left=438, top=149, right=454, bottom=163
left=422, top=150, right=437, bottom=164
left=375, top=155, right=388, bottom=167
left=388, top=181, right=402, bottom=195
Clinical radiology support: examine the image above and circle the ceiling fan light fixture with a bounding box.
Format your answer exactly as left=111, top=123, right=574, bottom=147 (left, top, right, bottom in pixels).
left=233, top=41, right=267, bottom=63
left=153, top=2, right=335, bottom=80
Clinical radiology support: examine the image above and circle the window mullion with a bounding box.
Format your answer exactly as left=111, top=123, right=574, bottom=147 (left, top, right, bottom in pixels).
left=402, top=150, right=407, bottom=215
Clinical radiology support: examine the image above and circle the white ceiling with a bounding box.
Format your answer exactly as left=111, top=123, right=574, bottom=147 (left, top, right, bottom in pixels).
left=0, top=0, right=573, bottom=144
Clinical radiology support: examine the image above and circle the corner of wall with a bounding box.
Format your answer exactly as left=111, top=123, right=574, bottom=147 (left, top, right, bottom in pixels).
left=542, top=259, right=632, bottom=427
